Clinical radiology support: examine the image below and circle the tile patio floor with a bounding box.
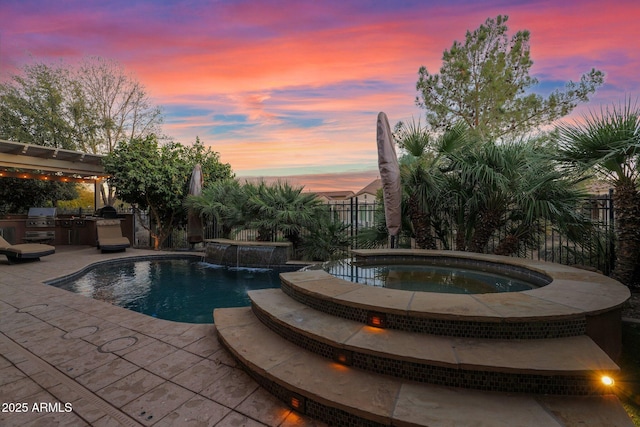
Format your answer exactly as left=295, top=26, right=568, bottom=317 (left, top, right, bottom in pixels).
left=0, top=246, right=325, bottom=426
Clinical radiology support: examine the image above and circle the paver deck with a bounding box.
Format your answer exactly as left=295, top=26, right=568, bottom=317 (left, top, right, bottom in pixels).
left=0, top=246, right=323, bottom=426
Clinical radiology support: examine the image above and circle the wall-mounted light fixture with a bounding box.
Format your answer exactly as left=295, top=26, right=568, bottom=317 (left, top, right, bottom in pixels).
left=367, top=312, right=387, bottom=328
left=333, top=349, right=353, bottom=366
left=289, top=393, right=305, bottom=413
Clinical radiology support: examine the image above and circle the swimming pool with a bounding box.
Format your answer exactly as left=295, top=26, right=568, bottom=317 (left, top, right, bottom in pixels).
left=52, top=258, right=281, bottom=323
left=322, top=258, right=537, bottom=293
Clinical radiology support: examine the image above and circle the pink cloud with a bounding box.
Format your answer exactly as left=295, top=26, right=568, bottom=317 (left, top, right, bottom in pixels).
left=242, top=170, right=381, bottom=193
left=2, top=0, right=639, bottom=188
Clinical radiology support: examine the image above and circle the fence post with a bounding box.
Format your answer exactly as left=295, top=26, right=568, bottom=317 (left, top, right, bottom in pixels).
left=354, top=197, right=359, bottom=249
left=608, top=188, right=615, bottom=273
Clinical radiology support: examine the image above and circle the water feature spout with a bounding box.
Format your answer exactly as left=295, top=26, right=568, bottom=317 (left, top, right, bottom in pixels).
left=266, top=246, right=275, bottom=268
left=204, top=239, right=292, bottom=269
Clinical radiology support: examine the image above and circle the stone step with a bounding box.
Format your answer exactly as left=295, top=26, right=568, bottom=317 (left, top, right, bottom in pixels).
left=279, top=270, right=591, bottom=340
left=249, top=288, right=619, bottom=394
left=214, top=307, right=633, bottom=427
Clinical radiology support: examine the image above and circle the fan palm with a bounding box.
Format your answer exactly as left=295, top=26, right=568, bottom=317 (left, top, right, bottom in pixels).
left=557, top=100, right=640, bottom=287
left=185, top=179, right=246, bottom=239
left=301, top=216, right=350, bottom=261
left=444, top=138, right=517, bottom=253
left=400, top=121, right=590, bottom=255
left=493, top=144, right=591, bottom=256
left=456, top=138, right=589, bottom=255
left=247, top=181, right=325, bottom=254
left=398, top=120, right=467, bottom=249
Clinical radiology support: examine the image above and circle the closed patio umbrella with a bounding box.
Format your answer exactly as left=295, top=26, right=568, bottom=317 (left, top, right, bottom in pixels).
left=376, top=112, right=402, bottom=248
left=187, top=163, right=204, bottom=246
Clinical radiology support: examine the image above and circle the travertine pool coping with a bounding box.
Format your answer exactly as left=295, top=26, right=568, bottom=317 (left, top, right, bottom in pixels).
left=292, top=249, right=631, bottom=322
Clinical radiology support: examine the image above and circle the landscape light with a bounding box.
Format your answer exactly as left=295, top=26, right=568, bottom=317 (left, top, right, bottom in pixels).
left=333, top=349, right=352, bottom=366
left=601, top=376, right=615, bottom=386
left=367, top=312, right=387, bottom=328
left=289, top=394, right=305, bottom=413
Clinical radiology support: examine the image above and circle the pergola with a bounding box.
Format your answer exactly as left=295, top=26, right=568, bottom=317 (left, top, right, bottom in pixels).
left=0, top=139, right=109, bottom=209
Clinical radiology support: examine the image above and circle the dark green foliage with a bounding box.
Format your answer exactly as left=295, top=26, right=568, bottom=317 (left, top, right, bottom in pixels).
left=301, top=217, right=351, bottom=261
left=246, top=181, right=325, bottom=249
left=557, top=100, right=640, bottom=288
left=103, top=135, right=232, bottom=249
left=0, top=177, right=78, bottom=216
left=185, top=179, right=246, bottom=239
left=396, top=119, right=591, bottom=256
left=0, top=63, right=79, bottom=149
left=416, top=15, right=604, bottom=140
left=188, top=179, right=347, bottom=260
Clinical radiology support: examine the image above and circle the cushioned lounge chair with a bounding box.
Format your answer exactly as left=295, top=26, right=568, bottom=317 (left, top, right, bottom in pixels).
left=0, top=235, right=55, bottom=263
left=96, top=219, right=130, bottom=252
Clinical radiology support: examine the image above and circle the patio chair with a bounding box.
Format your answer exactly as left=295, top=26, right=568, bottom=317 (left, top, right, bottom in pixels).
left=96, top=219, right=131, bottom=252
left=0, top=235, right=55, bottom=263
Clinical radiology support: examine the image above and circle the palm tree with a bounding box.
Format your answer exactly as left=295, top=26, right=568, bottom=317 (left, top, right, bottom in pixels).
left=453, top=138, right=589, bottom=255
left=444, top=139, right=517, bottom=253
left=397, top=120, right=468, bottom=249
left=493, top=143, right=591, bottom=256
left=247, top=181, right=325, bottom=255
left=185, top=179, right=246, bottom=239
left=301, top=216, right=350, bottom=261
left=399, top=119, right=591, bottom=255
left=557, top=100, right=640, bottom=288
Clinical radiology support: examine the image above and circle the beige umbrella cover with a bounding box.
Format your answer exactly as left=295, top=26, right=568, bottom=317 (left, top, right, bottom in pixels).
left=187, top=163, right=204, bottom=244
left=376, top=112, right=402, bottom=245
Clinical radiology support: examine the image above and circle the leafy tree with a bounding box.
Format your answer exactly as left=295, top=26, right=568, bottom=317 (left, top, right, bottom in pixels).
left=0, top=178, right=78, bottom=216
left=0, top=57, right=164, bottom=205
left=0, top=62, right=80, bottom=149
left=77, top=57, right=163, bottom=154
left=77, top=57, right=164, bottom=205
left=185, top=137, right=233, bottom=184
left=416, top=15, right=604, bottom=140
left=102, top=135, right=233, bottom=249
left=557, top=100, right=640, bottom=288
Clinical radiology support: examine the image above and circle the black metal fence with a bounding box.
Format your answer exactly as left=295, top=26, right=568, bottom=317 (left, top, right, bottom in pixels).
left=137, top=191, right=616, bottom=274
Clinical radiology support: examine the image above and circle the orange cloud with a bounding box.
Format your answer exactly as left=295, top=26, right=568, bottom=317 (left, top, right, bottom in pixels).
left=2, top=0, right=639, bottom=190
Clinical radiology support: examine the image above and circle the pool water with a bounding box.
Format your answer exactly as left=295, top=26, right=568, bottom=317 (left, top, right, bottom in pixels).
left=54, top=259, right=281, bottom=323
left=323, top=260, right=536, bottom=294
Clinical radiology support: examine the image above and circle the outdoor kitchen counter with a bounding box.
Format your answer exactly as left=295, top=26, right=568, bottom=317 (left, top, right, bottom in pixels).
left=0, top=215, right=134, bottom=247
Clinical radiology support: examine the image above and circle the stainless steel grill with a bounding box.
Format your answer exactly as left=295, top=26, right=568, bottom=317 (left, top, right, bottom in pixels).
left=25, top=207, right=56, bottom=242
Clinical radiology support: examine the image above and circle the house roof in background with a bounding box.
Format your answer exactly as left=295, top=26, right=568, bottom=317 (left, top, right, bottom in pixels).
left=355, top=178, right=382, bottom=196
left=314, top=190, right=355, bottom=200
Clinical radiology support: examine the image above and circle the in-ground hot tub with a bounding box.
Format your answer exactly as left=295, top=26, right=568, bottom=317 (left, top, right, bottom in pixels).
left=320, top=257, right=547, bottom=293
left=294, top=249, right=630, bottom=360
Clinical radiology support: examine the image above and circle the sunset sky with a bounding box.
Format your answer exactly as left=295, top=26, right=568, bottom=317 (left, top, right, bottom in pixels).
left=1, top=0, right=639, bottom=191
